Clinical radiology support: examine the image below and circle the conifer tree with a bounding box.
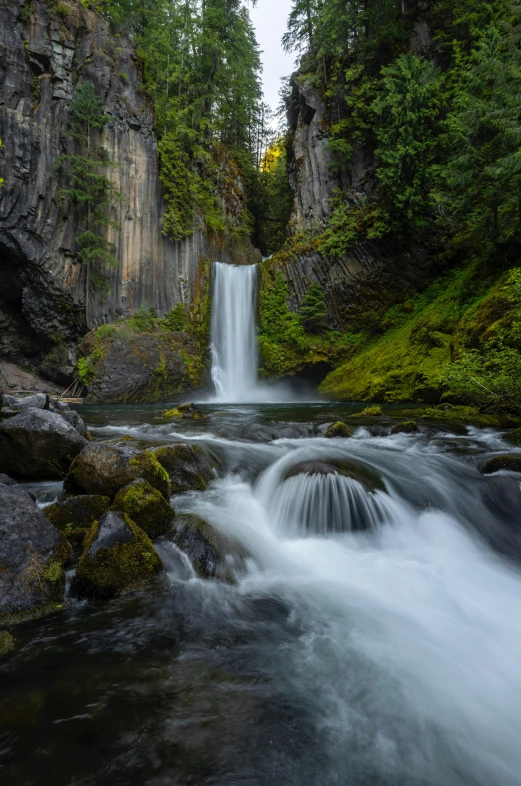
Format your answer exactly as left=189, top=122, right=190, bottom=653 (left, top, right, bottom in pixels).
left=299, top=283, right=328, bottom=332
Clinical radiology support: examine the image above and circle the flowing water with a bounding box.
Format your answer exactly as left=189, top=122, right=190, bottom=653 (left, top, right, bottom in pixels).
left=3, top=402, right=521, bottom=786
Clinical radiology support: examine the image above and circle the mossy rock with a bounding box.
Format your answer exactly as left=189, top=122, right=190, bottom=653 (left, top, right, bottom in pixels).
left=45, top=495, right=111, bottom=533
left=70, top=511, right=162, bottom=600
left=152, top=444, right=214, bottom=493
left=352, top=406, right=383, bottom=417
left=505, top=428, right=521, bottom=446
left=112, top=479, right=175, bottom=538
left=391, top=420, right=418, bottom=435
left=325, top=421, right=353, bottom=438
left=163, top=402, right=204, bottom=420
left=64, top=443, right=170, bottom=499
left=0, top=630, right=15, bottom=657
left=284, top=459, right=385, bottom=493
left=172, top=514, right=246, bottom=583
left=480, top=454, right=521, bottom=475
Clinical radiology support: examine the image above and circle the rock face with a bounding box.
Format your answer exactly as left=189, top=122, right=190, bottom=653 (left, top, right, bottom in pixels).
left=0, top=408, right=88, bottom=479
left=112, top=479, right=175, bottom=538
left=70, top=511, right=162, bottom=599
left=0, top=0, right=251, bottom=377
left=0, top=478, right=68, bottom=620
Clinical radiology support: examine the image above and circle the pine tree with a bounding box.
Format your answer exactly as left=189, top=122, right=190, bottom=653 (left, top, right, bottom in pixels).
left=299, top=283, right=328, bottom=332
left=55, top=83, right=121, bottom=291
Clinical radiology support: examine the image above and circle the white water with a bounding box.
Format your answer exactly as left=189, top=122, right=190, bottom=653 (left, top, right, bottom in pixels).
left=175, top=430, right=521, bottom=785
left=210, top=262, right=259, bottom=402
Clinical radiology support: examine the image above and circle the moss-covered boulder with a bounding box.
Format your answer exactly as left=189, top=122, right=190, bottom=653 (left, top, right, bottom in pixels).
left=112, top=479, right=175, bottom=538
left=391, top=420, right=418, bottom=435
left=70, top=511, right=162, bottom=600
left=285, top=458, right=385, bottom=493
left=45, top=495, right=111, bottom=533
left=480, top=454, right=521, bottom=475
left=152, top=444, right=214, bottom=493
left=172, top=514, right=246, bottom=583
left=163, top=402, right=204, bottom=420
left=325, top=421, right=353, bottom=438
left=0, top=478, right=70, bottom=622
left=64, top=443, right=170, bottom=499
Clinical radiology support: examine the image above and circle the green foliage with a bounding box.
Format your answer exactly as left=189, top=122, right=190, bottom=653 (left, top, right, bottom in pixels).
left=299, top=282, right=328, bottom=331
left=119, top=70, right=130, bottom=84
left=161, top=302, right=187, bottom=331
left=129, top=304, right=157, bottom=331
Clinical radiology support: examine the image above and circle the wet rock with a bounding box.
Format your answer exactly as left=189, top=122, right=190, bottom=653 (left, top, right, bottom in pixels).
left=8, top=393, right=49, bottom=411
left=0, top=408, right=88, bottom=479
left=153, top=444, right=214, bottom=493
left=172, top=514, right=245, bottom=583
left=59, top=409, right=89, bottom=439
left=163, top=402, right=204, bottom=419
left=45, top=495, right=111, bottom=533
left=481, top=455, right=521, bottom=475
left=112, top=479, right=175, bottom=538
left=70, top=512, right=162, bottom=600
left=391, top=420, right=419, bottom=435
left=285, top=458, right=385, bottom=492
left=325, top=421, right=353, bottom=438
left=0, top=479, right=69, bottom=621
left=64, top=443, right=170, bottom=499
left=505, top=428, right=521, bottom=447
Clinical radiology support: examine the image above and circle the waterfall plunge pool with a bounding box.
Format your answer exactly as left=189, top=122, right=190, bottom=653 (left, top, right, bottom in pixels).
left=2, top=402, right=521, bottom=786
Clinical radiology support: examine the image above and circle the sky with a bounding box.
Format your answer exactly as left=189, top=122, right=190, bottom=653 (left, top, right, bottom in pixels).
left=249, top=0, right=295, bottom=120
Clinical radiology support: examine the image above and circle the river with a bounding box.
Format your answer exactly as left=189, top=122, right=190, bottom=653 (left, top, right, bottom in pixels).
left=2, top=401, right=521, bottom=785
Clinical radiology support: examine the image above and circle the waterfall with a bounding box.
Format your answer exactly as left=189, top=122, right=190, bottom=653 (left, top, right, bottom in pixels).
left=210, top=262, right=259, bottom=402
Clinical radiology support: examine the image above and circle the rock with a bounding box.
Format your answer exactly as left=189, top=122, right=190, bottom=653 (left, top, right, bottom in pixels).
left=64, top=443, right=170, bottom=499
left=391, top=420, right=418, bottom=435
left=0, top=363, right=61, bottom=395
left=0, top=408, right=88, bottom=479
left=48, top=399, right=70, bottom=414
left=45, top=495, right=111, bottom=533
left=481, top=455, right=521, bottom=475
left=163, top=402, right=204, bottom=419
left=8, top=393, right=49, bottom=411
left=172, top=514, right=245, bottom=583
left=112, top=479, right=175, bottom=538
left=59, top=409, right=88, bottom=438
left=325, top=421, right=353, bottom=438
left=70, top=512, right=162, bottom=599
left=0, top=473, right=17, bottom=486
left=505, top=428, right=521, bottom=446
left=153, top=444, right=215, bottom=493
left=285, top=459, right=385, bottom=492
left=0, top=479, right=69, bottom=621
left=0, top=631, right=16, bottom=657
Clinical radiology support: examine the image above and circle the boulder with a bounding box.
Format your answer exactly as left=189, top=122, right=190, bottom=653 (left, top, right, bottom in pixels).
left=285, top=458, right=385, bottom=492
left=112, top=479, right=175, bottom=538
left=64, top=443, right=170, bottom=499
left=70, top=511, right=162, bottom=599
left=153, top=444, right=215, bottom=493
left=8, top=393, right=49, bottom=411
left=45, top=495, right=111, bottom=533
left=0, top=479, right=69, bottom=621
left=172, top=514, right=245, bottom=583
left=0, top=408, right=88, bottom=479
left=325, top=421, right=353, bottom=438
left=59, top=409, right=88, bottom=438
left=163, top=402, right=204, bottom=419
left=0, top=631, right=15, bottom=657
left=505, top=429, right=521, bottom=447
left=481, top=454, right=521, bottom=475
left=391, top=420, right=419, bottom=435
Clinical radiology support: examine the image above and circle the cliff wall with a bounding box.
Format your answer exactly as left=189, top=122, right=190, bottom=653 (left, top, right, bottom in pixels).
left=0, top=0, right=249, bottom=379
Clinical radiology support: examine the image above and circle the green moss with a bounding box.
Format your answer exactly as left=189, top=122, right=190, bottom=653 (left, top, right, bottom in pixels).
left=481, top=454, right=521, bottom=475
left=129, top=451, right=171, bottom=499
left=163, top=408, right=183, bottom=418
left=357, top=406, right=383, bottom=416
left=0, top=631, right=15, bottom=657
left=112, top=479, right=175, bottom=538
left=71, top=514, right=162, bottom=599
left=390, top=420, right=418, bottom=434
left=325, top=421, right=353, bottom=438
left=45, top=495, right=111, bottom=532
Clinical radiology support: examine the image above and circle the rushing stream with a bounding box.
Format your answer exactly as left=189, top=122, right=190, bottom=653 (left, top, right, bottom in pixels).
left=2, top=402, right=521, bottom=785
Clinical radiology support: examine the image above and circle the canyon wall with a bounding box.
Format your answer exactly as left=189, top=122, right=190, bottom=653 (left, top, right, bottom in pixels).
left=0, top=0, right=250, bottom=379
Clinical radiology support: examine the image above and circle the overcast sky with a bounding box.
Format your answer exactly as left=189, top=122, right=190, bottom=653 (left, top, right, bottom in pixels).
left=249, top=0, right=295, bottom=120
